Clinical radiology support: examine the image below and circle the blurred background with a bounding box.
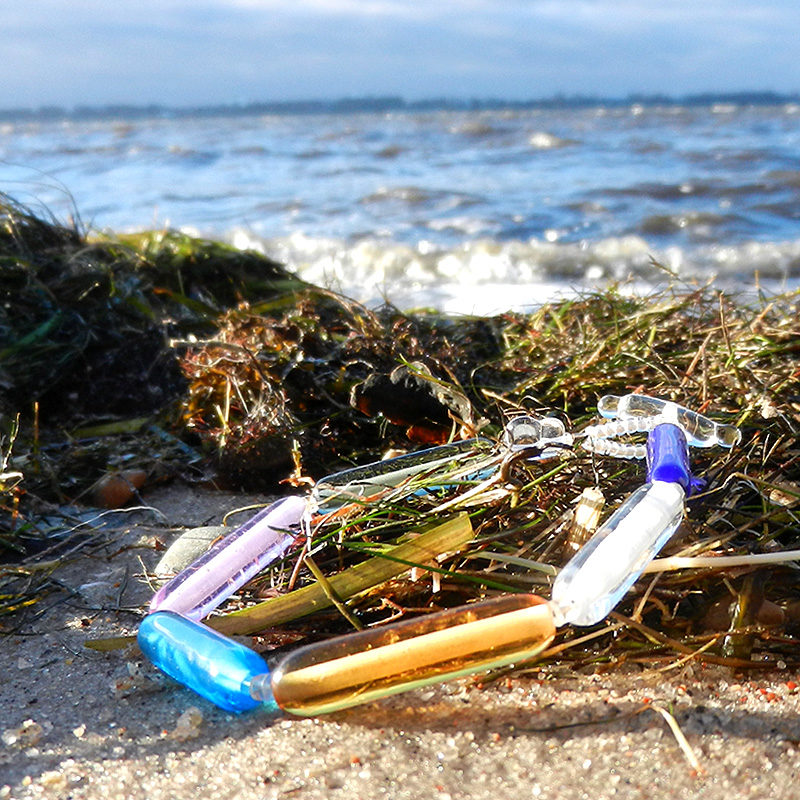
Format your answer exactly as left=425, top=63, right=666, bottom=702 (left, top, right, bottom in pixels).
left=2, top=0, right=800, bottom=312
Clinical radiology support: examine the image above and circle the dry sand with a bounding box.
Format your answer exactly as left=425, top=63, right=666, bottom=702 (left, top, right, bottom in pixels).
left=2, top=483, right=800, bottom=799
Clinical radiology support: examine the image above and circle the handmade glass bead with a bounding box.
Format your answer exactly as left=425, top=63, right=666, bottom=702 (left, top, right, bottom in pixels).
left=258, top=594, right=556, bottom=716
left=597, top=394, right=740, bottom=448
left=149, top=495, right=307, bottom=620
left=312, top=438, right=496, bottom=511
left=551, top=422, right=692, bottom=626
left=551, top=480, right=685, bottom=626
left=138, top=611, right=279, bottom=713
left=502, top=415, right=572, bottom=458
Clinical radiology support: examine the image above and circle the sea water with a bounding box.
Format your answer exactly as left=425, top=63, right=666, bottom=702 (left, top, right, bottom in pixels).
left=2, top=102, right=799, bottom=313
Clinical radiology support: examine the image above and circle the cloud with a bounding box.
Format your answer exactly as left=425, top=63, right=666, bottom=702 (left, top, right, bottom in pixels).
left=1, top=0, right=798, bottom=107
left=227, top=0, right=416, bottom=14
left=225, top=0, right=493, bottom=16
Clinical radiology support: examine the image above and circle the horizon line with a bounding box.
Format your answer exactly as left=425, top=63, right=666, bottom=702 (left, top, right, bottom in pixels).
left=3, top=90, right=799, bottom=121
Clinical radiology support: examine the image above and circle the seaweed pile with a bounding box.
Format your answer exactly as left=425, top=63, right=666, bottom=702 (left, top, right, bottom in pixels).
left=174, top=282, right=800, bottom=670
left=2, top=195, right=800, bottom=673
left=0, top=194, right=304, bottom=615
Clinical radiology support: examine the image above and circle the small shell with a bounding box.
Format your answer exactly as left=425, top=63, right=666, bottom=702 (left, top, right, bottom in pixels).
left=92, top=468, right=147, bottom=508
left=564, top=487, right=605, bottom=555
left=153, top=525, right=228, bottom=581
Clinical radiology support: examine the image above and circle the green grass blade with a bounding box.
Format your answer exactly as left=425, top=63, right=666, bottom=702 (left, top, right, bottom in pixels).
left=209, top=513, right=474, bottom=636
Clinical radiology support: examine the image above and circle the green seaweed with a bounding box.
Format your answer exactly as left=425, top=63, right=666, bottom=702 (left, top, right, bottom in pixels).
left=2, top=194, right=800, bottom=674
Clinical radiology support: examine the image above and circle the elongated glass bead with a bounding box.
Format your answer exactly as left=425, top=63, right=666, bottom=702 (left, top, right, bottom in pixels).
left=149, top=495, right=307, bottom=620
left=258, top=594, right=555, bottom=716
left=138, top=611, right=279, bottom=713
left=312, top=438, right=496, bottom=511
left=553, top=422, right=692, bottom=626
left=551, top=480, right=685, bottom=626
left=597, top=394, right=740, bottom=448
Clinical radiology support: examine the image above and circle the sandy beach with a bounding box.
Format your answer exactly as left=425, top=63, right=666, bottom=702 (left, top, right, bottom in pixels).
left=3, top=482, right=800, bottom=800
left=4, top=3, right=800, bottom=795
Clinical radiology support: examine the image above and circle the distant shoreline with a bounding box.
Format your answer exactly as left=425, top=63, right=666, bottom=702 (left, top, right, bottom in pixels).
left=2, top=90, right=799, bottom=124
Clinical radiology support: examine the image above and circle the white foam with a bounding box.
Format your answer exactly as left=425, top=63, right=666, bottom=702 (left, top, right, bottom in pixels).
left=528, top=131, right=576, bottom=149
left=227, top=229, right=800, bottom=314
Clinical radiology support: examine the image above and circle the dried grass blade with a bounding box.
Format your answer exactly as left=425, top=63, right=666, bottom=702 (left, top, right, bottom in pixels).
left=644, top=550, right=800, bottom=573
left=303, top=554, right=364, bottom=631
left=649, top=704, right=704, bottom=775
left=465, top=550, right=557, bottom=576
left=209, top=513, right=473, bottom=636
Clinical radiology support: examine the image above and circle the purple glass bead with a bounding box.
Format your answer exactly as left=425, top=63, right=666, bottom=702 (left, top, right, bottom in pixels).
left=149, top=495, right=307, bottom=620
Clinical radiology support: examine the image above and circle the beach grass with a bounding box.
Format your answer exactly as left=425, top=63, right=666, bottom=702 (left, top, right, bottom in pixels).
left=2, top=195, right=799, bottom=674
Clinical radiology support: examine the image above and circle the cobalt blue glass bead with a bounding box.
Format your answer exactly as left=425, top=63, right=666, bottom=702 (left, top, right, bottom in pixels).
left=646, top=422, right=692, bottom=489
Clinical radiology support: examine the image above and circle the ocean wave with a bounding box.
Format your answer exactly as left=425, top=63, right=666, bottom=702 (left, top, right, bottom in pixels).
left=228, top=229, right=800, bottom=314
left=7, top=103, right=800, bottom=315
left=527, top=131, right=577, bottom=149
left=639, top=211, right=730, bottom=237
left=360, top=185, right=480, bottom=208
left=449, top=120, right=512, bottom=139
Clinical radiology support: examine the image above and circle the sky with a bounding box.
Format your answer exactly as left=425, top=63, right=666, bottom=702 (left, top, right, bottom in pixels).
left=3, top=0, right=800, bottom=109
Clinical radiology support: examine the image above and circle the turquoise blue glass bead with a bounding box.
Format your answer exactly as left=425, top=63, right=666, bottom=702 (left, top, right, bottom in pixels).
left=138, top=611, right=277, bottom=713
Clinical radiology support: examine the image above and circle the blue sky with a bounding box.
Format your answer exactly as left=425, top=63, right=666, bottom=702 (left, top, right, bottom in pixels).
left=3, top=0, right=799, bottom=108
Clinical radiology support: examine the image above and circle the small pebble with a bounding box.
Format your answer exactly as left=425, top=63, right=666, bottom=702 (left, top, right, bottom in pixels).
left=2, top=720, right=43, bottom=748
left=153, top=526, right=228, bottom=581
left=39, top=771, right=67, bottom=791
left=170, top=706, right=203, bottom=741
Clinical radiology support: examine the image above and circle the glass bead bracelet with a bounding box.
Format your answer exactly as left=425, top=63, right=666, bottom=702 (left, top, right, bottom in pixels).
left=137, top=399, right=738, bottom=716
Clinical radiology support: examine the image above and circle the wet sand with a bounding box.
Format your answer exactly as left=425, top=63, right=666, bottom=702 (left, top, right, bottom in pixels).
left=3, top=484, right=800, bottom=799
